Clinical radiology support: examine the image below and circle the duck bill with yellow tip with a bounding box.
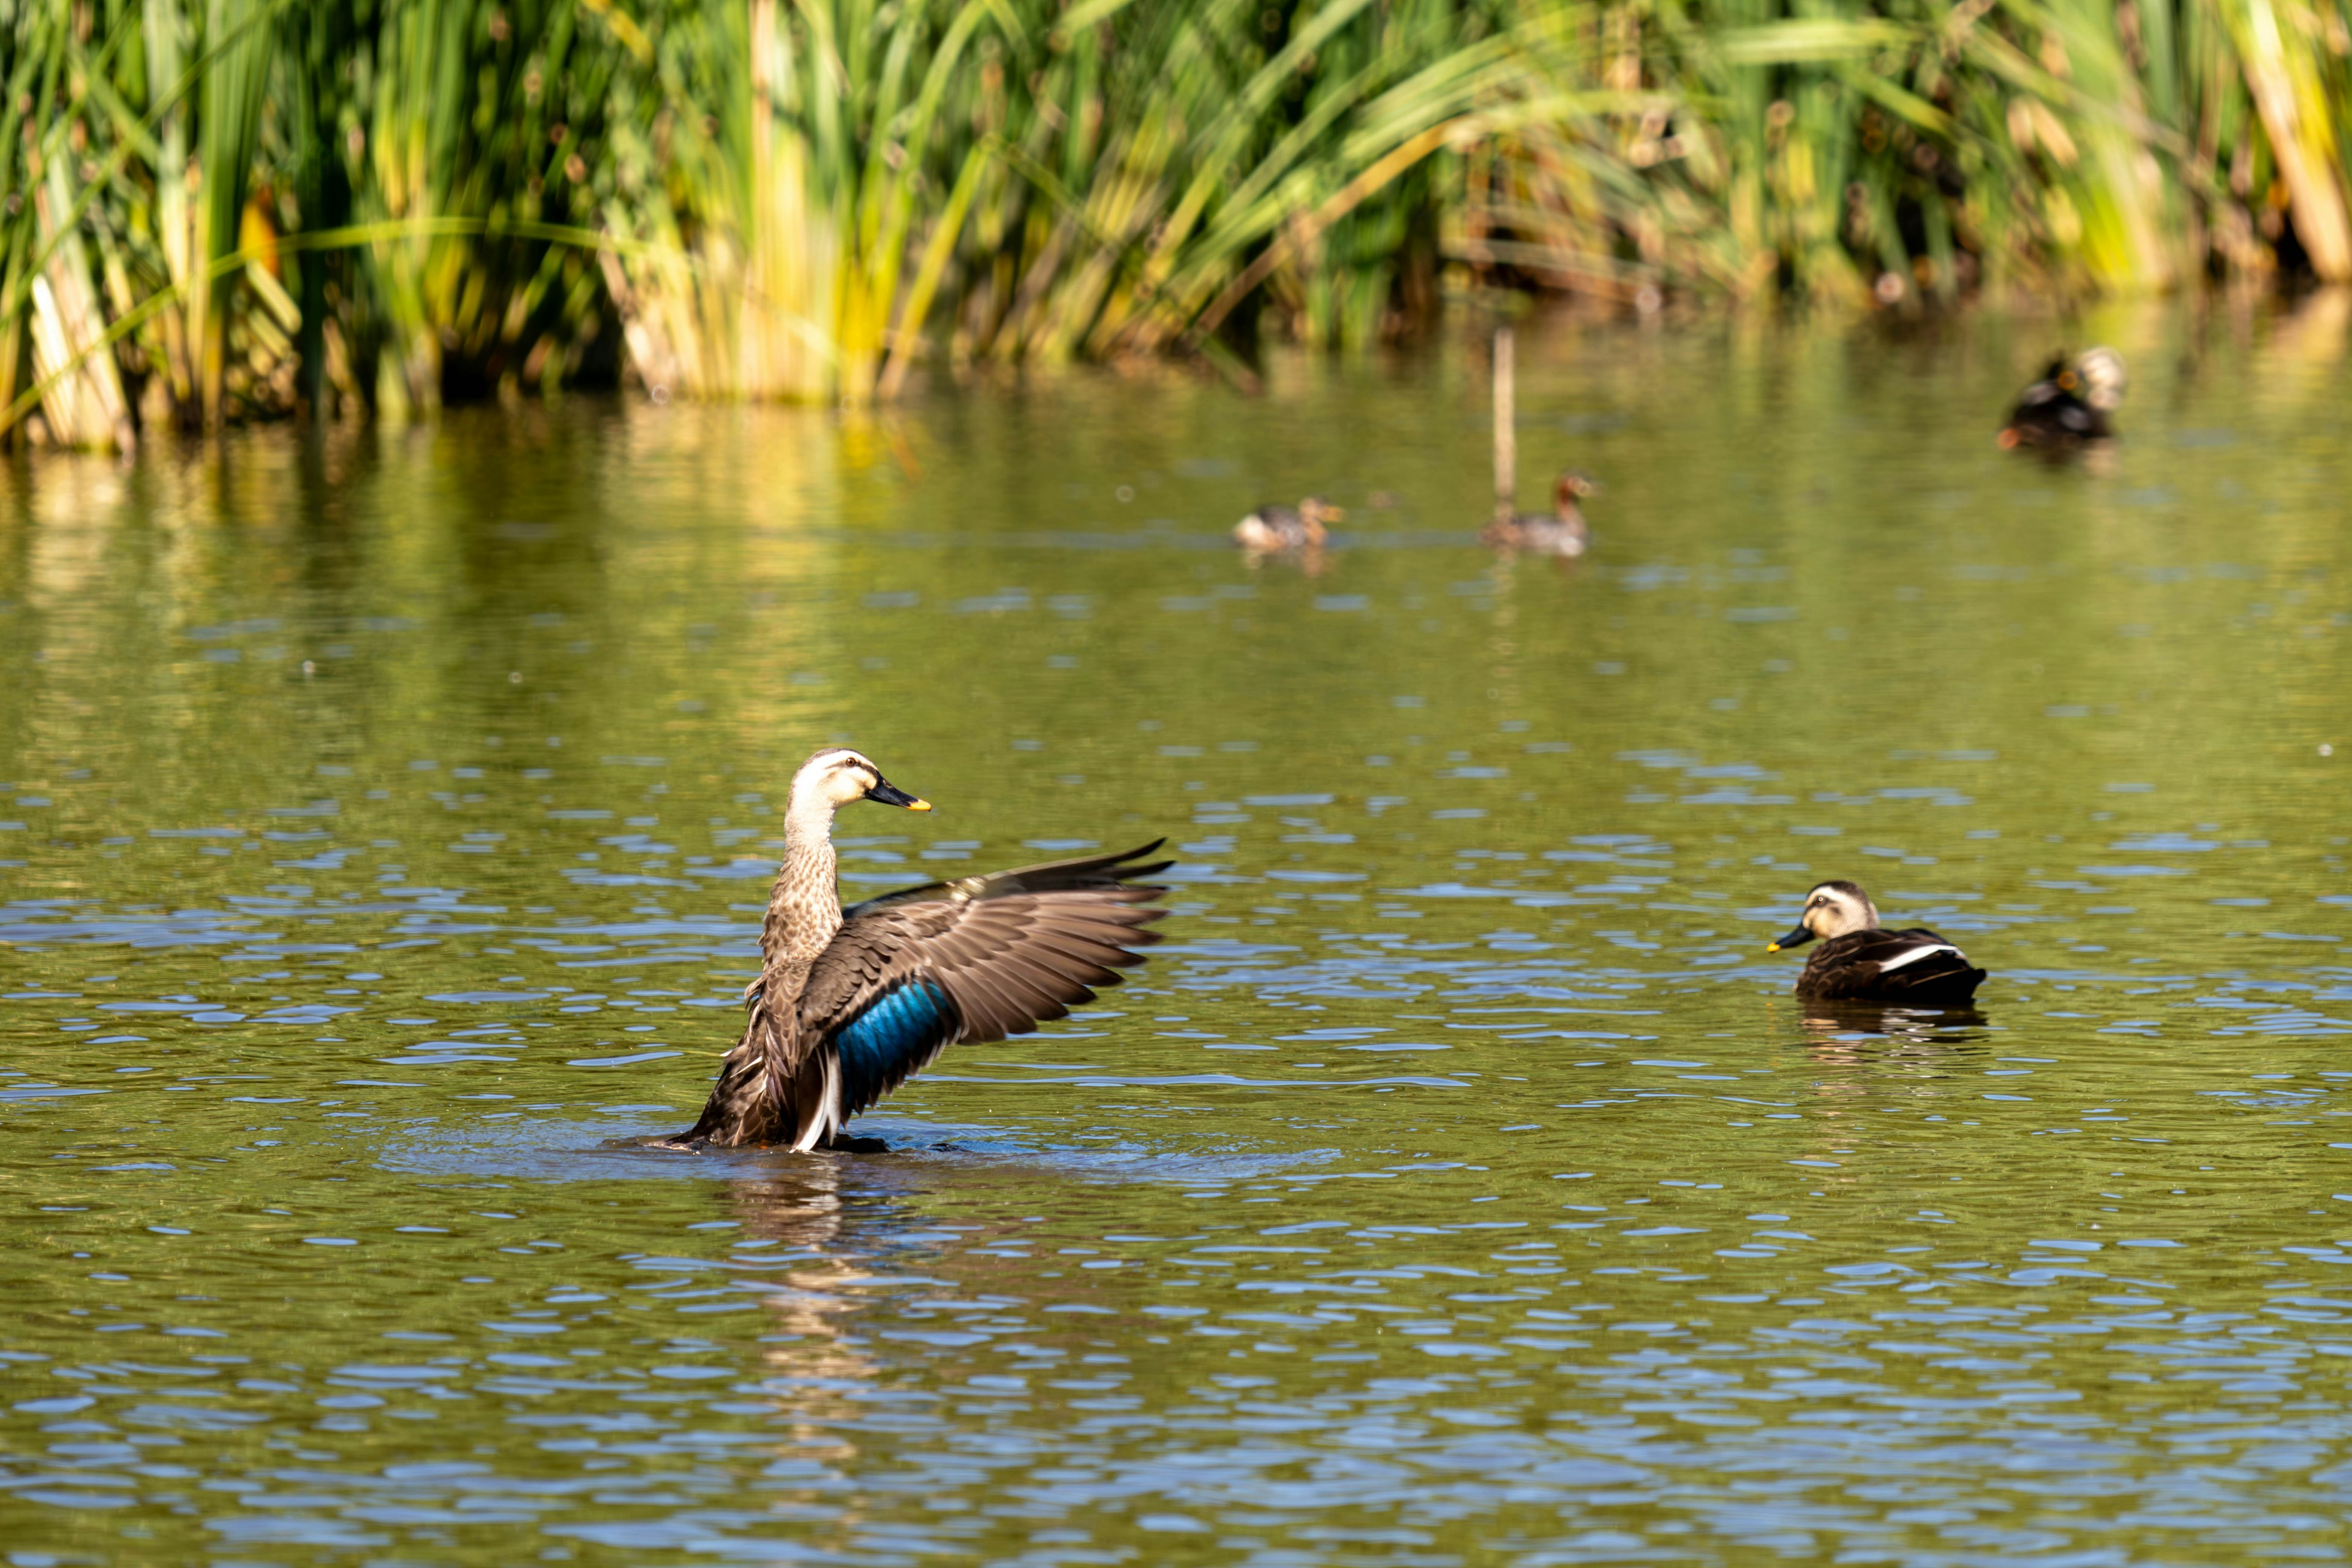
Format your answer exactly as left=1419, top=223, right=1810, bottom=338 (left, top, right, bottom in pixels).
left=1768, top=926, right=1814, bottom=953
left=864, top=777, right=932, bottom=810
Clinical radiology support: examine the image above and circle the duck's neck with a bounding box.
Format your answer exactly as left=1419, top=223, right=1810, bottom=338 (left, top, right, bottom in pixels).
left=764, top=793, right=845, bottom=962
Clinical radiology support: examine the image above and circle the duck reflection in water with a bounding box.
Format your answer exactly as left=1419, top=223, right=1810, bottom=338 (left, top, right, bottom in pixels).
left=1793, top=1003, right=1991, bottom=1163
left=718, top=1168, right=879, bottom=1493
left=728, top=1167, right=862, bottom=1321
left=1801, top=999, right=1989, bottom=1046
left=720, top=1161, right=1153, bottom=1479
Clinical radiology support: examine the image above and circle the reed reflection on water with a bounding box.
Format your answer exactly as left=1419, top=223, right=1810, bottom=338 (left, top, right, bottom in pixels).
left=1, top=304, right=2350, bottom=1563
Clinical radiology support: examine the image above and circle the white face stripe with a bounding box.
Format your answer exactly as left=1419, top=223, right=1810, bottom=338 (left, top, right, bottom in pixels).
left=789, top=748, right=888, bottom=814
left=1877, top=943, right=1960, bottom=973
left=1802, top=884, right=1877, bottom=938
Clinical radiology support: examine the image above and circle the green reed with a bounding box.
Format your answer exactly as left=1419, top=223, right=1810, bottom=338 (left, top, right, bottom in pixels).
left=3, top=0, right=2348, bottom=444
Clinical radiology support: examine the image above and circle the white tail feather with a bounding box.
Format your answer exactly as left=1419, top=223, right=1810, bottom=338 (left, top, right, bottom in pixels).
left=790, top=1052, right=839, bottom=1152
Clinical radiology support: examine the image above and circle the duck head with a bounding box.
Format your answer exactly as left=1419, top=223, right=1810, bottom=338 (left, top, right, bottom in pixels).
left=790, top=747, right=932, bottom=815
left=1551, top=470, right=1600, bottom=518
left=1768, top=880, right=1878, bottom=951
left=1298, top=496, right=1344, bottom=541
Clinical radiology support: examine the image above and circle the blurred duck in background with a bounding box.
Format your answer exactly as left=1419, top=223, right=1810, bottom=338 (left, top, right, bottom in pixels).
left=1482, top=469, right=1596, bottom=557
left=1999, top=347, right=2126, bottom=449
left=1234, top=496, right=1343, bottom=553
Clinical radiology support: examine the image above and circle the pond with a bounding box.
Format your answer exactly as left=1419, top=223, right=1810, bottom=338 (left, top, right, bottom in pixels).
left=1, top=300, right=2350, bottom=1564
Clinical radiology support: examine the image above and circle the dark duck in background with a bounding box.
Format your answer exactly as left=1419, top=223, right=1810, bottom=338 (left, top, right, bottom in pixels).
left=1999, top=347, right=2126, bottom=449
left=660, top=748, right=1167, bottom=1151
left=1769, top=880, right=1986, bottom=1005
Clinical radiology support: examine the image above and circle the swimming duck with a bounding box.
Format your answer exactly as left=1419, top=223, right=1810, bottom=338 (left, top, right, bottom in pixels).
left=1481, top=470, right=1596, bottom=556
left=1999, top=347, right=2125, bottom=448
left=662, top=748, right=1168, bottom=1150
left=1234, top=496, right=1342, bottom=552
left=1768, top=880, right=1986, bottom=1005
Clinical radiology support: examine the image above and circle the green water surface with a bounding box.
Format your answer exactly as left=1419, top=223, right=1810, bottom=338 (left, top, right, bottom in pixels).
left=2, top=303, right=2350, bottom=1566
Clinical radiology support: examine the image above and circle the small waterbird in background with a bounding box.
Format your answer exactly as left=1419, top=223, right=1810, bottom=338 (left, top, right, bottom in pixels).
left=1482, top=469, right=1597, bottom=558
left=1999, top=347, right=2127, bottom=450
left=1234, top=496, right=1343, bottom=554
left=1768, top=880, right=1987, bottom=1006
left=655, top=748, right=1167, bottom=1152
left=1484, top=325, right=1596, bottom=560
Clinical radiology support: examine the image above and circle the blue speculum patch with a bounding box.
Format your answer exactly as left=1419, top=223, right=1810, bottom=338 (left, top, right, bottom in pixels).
left=834, top=979, right=954, bottom=1110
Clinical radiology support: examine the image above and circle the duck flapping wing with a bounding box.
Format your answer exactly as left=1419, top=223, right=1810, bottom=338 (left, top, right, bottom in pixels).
left=802, top=841, right=1170, bottom=1116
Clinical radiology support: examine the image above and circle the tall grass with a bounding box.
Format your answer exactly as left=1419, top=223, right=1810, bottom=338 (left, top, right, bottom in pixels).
left=5, top=0, right=2351, bottom=447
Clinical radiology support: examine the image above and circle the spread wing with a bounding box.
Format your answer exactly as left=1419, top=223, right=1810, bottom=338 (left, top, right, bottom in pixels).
left=802, top=841, right=1170, bottom=1116
left=837, top=840, right=1171, bottom=919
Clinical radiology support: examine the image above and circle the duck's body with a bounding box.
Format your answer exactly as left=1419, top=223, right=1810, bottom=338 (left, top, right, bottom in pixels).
left=1235, top=496, right=1340, bottom=552
left=663, top=748, right=1167, bottom=1150
left=1482, top=513, right=1589, bottom=557
left=1999, top=348, right=2125, bottom=449
left=1785, top=927, right=1986, bottom=1005
left=1482, top=470, right=1596, bottom=556
left=1770, top=880, right=1985, bottom=1006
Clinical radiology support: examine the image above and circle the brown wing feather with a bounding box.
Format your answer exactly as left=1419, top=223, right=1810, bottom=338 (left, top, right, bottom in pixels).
left=842, top=840, right=1173, bottom=918
left=1797, top=927, right=1985, bottom=1004
left=673, top=967, right=824, bottom=1147
left=802, top=869, right=1165, bottom=1115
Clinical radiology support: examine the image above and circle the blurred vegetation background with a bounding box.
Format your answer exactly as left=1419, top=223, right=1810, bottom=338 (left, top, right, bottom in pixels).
left=6, top=0, right=2351, bottom=446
